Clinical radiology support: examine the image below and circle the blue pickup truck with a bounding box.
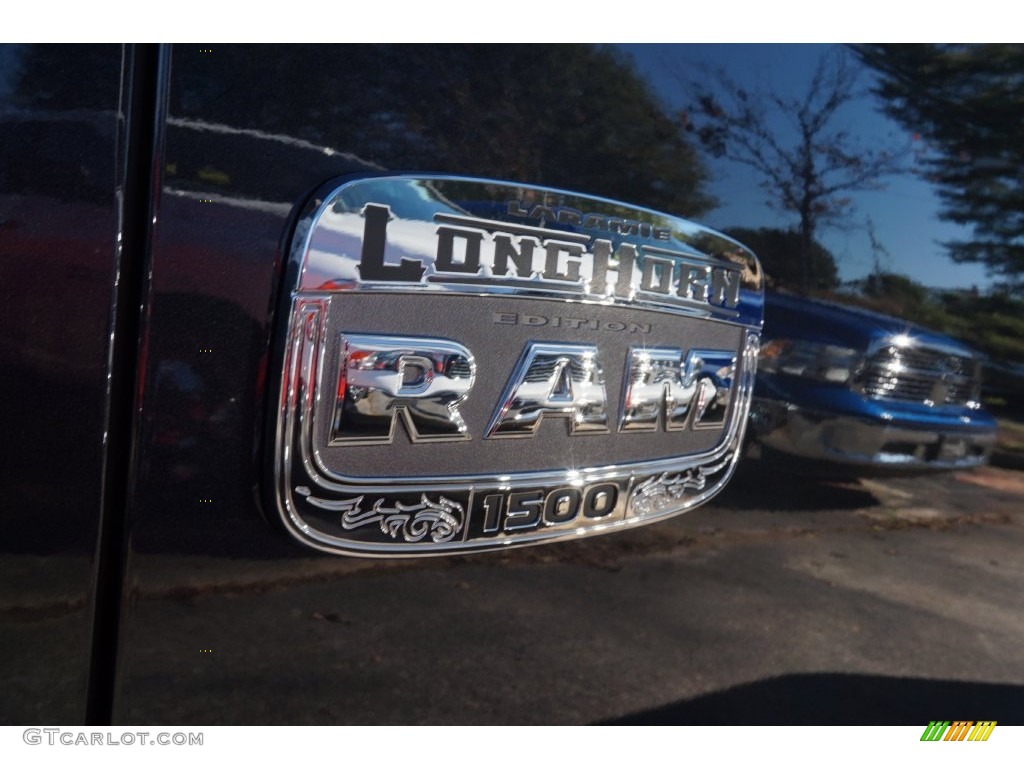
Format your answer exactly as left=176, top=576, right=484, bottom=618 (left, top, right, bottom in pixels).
left=748, top=291, right=998, bottom=472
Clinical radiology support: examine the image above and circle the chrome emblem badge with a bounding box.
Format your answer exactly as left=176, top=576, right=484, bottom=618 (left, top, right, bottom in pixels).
left=269, top=176, right=763, bottom=556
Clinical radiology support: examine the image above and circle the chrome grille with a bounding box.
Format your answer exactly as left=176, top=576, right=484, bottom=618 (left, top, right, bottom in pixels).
left=859, top=343, right=979, bottom=406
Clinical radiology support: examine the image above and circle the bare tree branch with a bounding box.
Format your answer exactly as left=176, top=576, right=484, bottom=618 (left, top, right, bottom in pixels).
left=686, top=48, right=906, bottom=292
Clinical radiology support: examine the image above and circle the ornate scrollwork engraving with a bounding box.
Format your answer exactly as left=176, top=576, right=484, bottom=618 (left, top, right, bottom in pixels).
left=630, top=455, right=733, bottom=517
left=301, top=491, right=465, bottom=544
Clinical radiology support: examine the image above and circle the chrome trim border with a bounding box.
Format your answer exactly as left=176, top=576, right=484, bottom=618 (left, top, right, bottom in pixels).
left=269, top=175, right=764, bottom=556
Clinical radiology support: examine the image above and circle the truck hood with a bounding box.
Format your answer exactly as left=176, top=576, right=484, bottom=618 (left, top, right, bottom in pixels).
left=764, top=291, right=978, bottom=357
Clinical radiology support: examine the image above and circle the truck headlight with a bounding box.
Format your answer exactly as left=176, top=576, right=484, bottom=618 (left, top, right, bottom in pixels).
left=759, top=339, right=862, bottom=384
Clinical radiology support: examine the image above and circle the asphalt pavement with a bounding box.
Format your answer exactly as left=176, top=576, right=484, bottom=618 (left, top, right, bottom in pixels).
left=96, top=461, right=1024, bottom=724
left=5, top=461, right=1022, bottom=723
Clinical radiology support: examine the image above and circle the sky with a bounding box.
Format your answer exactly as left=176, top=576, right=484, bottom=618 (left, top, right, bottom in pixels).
left=623, top=44, right=994, bottom=292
